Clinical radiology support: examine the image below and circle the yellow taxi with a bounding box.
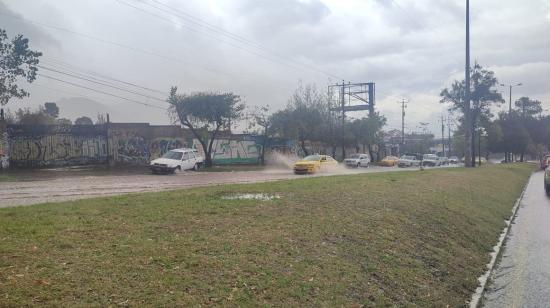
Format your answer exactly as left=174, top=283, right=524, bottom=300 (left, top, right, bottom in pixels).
left=380, top=155, right=399, bottom=167
left=293, top=154, right=338, bottom=174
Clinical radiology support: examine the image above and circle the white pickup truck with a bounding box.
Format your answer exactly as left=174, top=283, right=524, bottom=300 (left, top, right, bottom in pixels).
left=149, top=148, right=204, bottom=174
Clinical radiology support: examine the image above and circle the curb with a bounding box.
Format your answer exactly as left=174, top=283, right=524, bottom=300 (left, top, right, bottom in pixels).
left=468, top=174, right=531, bottom=308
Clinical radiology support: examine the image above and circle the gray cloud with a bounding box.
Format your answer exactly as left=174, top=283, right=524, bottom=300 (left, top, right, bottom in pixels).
left=1, top=0, right=549, bottom=132
left=0, top=1, right=59, bottom=49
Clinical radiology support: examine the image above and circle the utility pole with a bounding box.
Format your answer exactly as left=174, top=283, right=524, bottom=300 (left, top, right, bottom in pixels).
left=464, top=0, right=472, bottom=167
left=399, top=99, right=407, bottom=153
left=500, top=82, right=522, bottom=162
left=441, top=115, right=446, bottom=157
left=341, top=80, right=346, bottom=160
left=447, top=117, right=452, bottom=156
left=328, top=81, right=375, bottom=161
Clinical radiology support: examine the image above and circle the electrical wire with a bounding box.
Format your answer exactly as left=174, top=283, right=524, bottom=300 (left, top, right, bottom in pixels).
left=37, top=64, right=166, bottom=102
left=132, top=0, right=342, bottom=80
left=41, top=58, right=166, bottom=95
left=0, top=10, right=233, bottom=77
left=114, top=0, right=312, bottom=76
left=38, top=74, right=169, bottom=110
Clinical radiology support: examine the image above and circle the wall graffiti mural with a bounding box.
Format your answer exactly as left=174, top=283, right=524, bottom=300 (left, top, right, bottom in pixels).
left=149, top=138, right=184, bottom=160
left=0, top=131, right=8, bottom=169
left=114, top=134, right=149, bottom=164
left=4, top=123, right=267, bottom=168
left=9, top=132, right=108, bottom=168
left=211, top=138, right=261, bottom=164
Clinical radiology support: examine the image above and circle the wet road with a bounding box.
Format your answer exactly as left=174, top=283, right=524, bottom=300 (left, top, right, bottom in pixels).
left=483, top=171, right=550, bottom=307
left=0, top=165, right=422, bottom=208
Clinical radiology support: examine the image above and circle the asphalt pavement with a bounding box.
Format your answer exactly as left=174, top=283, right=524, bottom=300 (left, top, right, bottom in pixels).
left=483, top=171, right=550, bottom=307
left=0, top=165, right=426, bottom=208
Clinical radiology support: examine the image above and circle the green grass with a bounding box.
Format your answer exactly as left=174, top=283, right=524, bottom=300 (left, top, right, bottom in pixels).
left=0, top=164, right=534, bottom=307
left=0, top=173, right=16, bottom=182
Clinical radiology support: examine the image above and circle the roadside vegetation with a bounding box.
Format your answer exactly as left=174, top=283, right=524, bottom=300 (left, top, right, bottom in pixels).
left=0, top=164, right=534, bottom=306
left=0, top=174, right=15, bottom=182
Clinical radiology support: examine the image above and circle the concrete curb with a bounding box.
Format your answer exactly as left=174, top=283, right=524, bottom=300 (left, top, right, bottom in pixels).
left=468, top=174, right=531, bottom=308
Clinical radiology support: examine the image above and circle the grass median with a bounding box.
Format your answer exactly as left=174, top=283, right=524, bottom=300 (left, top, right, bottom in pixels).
left=0, top=163, right=534, bottom=306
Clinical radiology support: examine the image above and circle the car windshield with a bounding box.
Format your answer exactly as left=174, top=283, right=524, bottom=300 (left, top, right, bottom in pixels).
left=401, top=156, right=415, bottom=160
left=450, top=156, right=458, bottom=160
left=162, top=151, right=183, bottom=160
left=423, top=154, right=437, bottom=159
left=349, top=154, right=361, bottom=159
left=303, top=155, right=321, bottom=161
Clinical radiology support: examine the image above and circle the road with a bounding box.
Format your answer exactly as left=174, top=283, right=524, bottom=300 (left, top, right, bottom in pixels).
left=0, top=165, right=423, bottom=208
left=483, top=171, right=550, bottom=307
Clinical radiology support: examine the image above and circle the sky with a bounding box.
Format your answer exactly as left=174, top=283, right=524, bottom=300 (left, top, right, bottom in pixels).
left=1, top=0, right=549, bottom=135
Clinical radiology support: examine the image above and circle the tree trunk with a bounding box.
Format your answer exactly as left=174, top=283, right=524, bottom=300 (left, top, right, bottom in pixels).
left=260, top=127, right=267, bottom=165
left=471, top=121, right=476, bottom=167
left=205, top=126, right=221, bottom=167
left=520, top=152, right=525, bottom=162
left=184, top=123, right=210, bottom=167
left=368, top=144, right=375, bottom=162
left=300, top=139, right=308, bottom=156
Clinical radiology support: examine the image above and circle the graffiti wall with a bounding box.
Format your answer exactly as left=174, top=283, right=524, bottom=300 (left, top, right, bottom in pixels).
left=7, top=125, right=108, bottom=168
left=4, top=123, right=266, bottom=168
left=108, top=124, right=189, bottom=164
left=208, top=136, right=262, bottom=165
left=0, top=126, right=8, bottom=169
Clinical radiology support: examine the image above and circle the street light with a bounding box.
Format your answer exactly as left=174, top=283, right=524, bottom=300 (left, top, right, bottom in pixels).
left=500, top=83, right=523, bottom=112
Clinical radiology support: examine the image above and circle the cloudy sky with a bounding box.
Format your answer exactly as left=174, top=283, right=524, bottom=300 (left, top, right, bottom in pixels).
left=1, top=0, right=549, bottom=134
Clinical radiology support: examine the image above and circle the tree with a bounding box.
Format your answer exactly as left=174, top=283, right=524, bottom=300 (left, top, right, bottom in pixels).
left=348, top=114, right=387, bottom=161
left=515, top=97, right=542, bottom=118
left=168, top=87, right=244, bottom=167
left=0, top=29, right=42, bottom=106
left=56, top=118, right=72, bottom=125
left=96, top=113, right=107, bottom=124
left=270, top=84, right=330, bottom=156
left=14, top=107, right=54, bottom=125
left=248, top=105, right=271, bottom=165
left=75, top=116, right=94, bottom=125
left=43, top=102, right=59, bottom=118
left=440, top=63, right=504, bottom=166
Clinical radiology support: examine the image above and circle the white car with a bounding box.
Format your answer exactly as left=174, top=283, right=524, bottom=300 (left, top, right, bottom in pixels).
left=438, top=156, right=449, bottom=165
left=422, top=154, right=441, bottom=167
left=150, top=148, right=204, bottom=174
left=449, top=156, right=459, bottom=164
left=344, top=153, right=370, bottom=168
left=398, top=155, right=421, bottom=168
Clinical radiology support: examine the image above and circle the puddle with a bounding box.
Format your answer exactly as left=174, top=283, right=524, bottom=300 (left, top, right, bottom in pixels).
left=221, top=193, right=280, bottom=201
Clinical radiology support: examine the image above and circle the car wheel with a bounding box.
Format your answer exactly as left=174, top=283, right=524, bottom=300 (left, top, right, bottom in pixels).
left=545, top=183, right=550, bottom=195
left=357, top=163, right=361, bottom=168
left=173, top=166, right=182, bottom=174
left=193, top=163, right=202, bottom=171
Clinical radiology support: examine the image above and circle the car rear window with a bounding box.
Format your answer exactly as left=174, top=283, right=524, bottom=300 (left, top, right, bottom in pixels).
left=162, top=151, right=183, bottom=160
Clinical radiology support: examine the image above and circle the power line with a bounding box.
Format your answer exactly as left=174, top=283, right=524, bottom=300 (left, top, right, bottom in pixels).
left=114, top=0, right=306, bottom=75
left=116, top=0, right=341, bottom=80
left=41, top=58, right=166, bottom=95
left=0, top=10, right=233, bottom=77
left=38, top=74, right=168, bottom=110
left=143, top=0, right=342, bottom=80
left=37, top=65, right=166, bottom=102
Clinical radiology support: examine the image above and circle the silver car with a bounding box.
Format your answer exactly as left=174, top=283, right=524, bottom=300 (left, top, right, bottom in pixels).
left=344, top=154, right=370, bottom=168
left=398, top=155, right=421, bottom=168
